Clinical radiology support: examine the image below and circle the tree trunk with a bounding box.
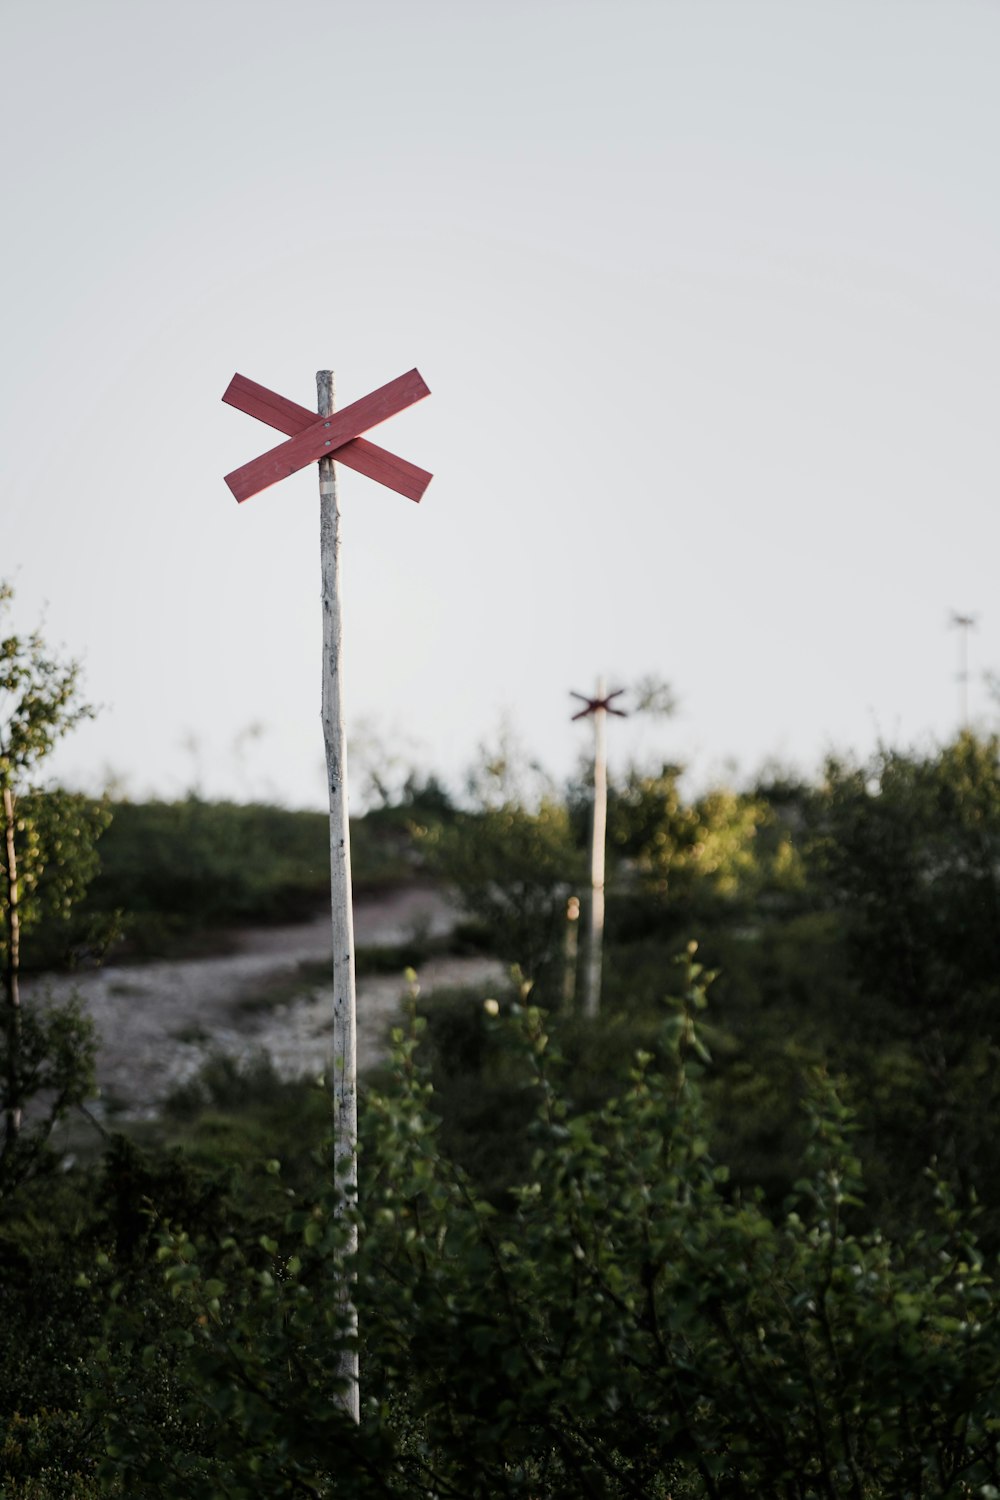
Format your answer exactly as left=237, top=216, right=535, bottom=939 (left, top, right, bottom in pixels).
left=2, top=783, right=22, bottom=1152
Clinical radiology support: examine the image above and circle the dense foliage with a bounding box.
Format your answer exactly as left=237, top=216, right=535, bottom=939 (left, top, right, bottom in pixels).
left=6, top=970, right=1000, bottom=1496
left=82, top=793, right=437, bottom=959
left=0, top=586, right=106, bottom=1194
left=5, top=594, right=1000, bottom=1498
left=428, top=797, right=579, bottom=991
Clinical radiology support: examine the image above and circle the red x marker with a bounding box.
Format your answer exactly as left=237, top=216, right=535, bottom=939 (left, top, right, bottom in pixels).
left=570, top=689, right=627, bottom=722
left=223, top=369, right=432, bottom=504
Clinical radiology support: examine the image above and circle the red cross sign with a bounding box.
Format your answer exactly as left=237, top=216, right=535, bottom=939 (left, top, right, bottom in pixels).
left=222, top=369, right=432, bottom=504
left=570, top=689, right=627, bottom=722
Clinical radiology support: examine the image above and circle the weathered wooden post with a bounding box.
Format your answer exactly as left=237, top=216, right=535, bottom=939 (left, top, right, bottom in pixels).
left=221, top=365, right=432, bottom=1420
left=571, top=681, right=626, bottom=1019
left=316, top=370, right=361, bottom=1416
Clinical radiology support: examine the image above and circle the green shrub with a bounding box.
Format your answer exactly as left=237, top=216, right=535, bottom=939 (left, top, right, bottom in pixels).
left=87, top=958, right=1000, bottom=1497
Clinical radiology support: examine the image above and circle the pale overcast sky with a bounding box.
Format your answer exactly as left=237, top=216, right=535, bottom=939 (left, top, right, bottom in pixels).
left=3, top=0, right=998, bottom=806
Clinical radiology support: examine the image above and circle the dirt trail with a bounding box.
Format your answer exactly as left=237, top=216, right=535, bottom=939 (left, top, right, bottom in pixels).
left=24, top=887, right=502, bottom=1124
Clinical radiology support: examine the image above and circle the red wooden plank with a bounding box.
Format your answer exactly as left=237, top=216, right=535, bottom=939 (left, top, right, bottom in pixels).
left=222, top=373, right=315, bottom=434
left=337, top=437, right=431, bottom=503
left=224, top=369, right=430, bottom=504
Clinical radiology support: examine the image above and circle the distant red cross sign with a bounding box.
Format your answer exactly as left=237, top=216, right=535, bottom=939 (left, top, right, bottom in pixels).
left=222, top=369, right=432, bottom=504
left=570, top=689, right=627, bottom=722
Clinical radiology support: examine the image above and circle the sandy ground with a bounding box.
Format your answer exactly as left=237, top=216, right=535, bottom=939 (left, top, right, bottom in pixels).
left=23, top=887, right=503, bottom=1124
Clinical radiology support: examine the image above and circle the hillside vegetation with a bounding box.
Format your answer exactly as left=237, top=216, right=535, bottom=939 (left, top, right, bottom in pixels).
left=5, top=635, right=1000, bottom=1494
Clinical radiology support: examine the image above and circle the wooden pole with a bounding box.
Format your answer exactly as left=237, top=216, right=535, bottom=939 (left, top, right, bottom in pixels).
left=317, top=370, right=360, bottom=1422
left=584, top=678, right=608, bottom=1019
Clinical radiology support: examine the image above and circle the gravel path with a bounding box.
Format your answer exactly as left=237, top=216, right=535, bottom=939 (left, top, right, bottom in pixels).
left=23, top=887, right=503, bottom=1124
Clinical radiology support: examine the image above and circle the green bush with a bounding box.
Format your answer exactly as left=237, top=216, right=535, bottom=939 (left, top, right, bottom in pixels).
left=427, top=798, right=581, bottom=998
left=1, top=585, right=109, bottom=1199
left=84, top=797, right=430, bottom=958
left=86, top=800, right=332, bottom=948
left=84, top=959, right=1000, bottom=1497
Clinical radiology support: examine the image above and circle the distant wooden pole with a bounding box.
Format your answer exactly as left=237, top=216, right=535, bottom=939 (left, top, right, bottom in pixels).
left=584, top=678, right=609, bottom=1019
left=317, top=369, right=360, bottom=1423
left=571, top=679, right=626, bottom=1019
